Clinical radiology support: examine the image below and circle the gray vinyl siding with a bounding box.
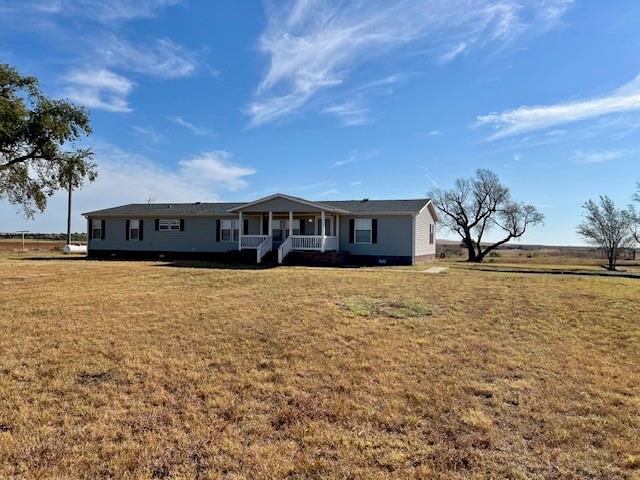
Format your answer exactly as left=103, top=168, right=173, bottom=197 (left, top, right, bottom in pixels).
left=87, top=216, right=261, bottom=253
left=338, top=215, right=413, bottom=257
left=414, top=207, right=436, bottom=256
left=241, top=198, right=325, bottom=213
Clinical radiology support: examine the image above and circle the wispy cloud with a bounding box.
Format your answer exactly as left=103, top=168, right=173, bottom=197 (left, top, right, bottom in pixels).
left=439, top=42, right=467, bottom=63
left=334, top=149, right=379, bottom=167
left=573, top=149, right=630, bottom=164
left=132, top=126, right=164, bottom=144
left=33, top=0, right=183, bottom=23
left=427, top=129, right=442, bottom=136
left=62, top=68, right=133, bottom=112
left=477, top=73, right=640, bottom=139
left=179, top=151, right=256, bottom=190
left=247, top=0, right=572, bottom=126
left=169, top=116, right=214, bottom=136
left=98, top=36, right=198, bottom=78
left=323, top=101, right=372, bottom=126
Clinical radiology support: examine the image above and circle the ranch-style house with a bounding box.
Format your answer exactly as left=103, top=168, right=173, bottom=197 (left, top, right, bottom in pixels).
left=83, top=193, right=437, bottom=265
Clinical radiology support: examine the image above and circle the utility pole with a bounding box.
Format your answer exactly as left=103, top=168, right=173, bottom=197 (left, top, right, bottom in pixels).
left=66, top=174, right=72, bottom=245
left=16, top=231, right=29, bottom=253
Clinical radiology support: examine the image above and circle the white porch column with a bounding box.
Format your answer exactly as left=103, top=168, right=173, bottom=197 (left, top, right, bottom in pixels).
left=268, top=211, right=273, bottom=235
left=336, top=214, right=340, bottom=249
left=238, top=211, right=243, bottom=251
left=289, top=211, right=293, bottom=238
left=321, top=210, right=326, bottom=252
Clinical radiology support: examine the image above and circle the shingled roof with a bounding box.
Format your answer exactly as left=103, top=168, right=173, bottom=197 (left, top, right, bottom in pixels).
left=83, top=197, right=432, bottom=216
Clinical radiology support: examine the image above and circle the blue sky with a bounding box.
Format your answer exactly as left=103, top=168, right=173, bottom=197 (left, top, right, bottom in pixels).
left=1, top=0, right=639, bottom=244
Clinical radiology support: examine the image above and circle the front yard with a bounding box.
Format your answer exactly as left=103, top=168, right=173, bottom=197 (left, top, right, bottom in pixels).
left=0, top=254, right=638, bottom=478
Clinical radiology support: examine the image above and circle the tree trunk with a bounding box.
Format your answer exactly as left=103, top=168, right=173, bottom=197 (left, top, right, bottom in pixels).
left=462, top=236, right=477, bottom=262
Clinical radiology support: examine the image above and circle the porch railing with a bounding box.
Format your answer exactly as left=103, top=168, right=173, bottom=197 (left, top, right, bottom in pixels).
left=278, top=236, right=292, bottom=264
left=240, top=235, right=270, bottom=249
left=291, top=235, right=322, bottom=250
left=256, top=236, right=272, bottom=263
left=290, top=235, right=338, bottom=251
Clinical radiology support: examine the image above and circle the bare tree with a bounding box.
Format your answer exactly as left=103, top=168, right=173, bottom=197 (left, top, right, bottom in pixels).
left=577, top=196, right=634, bottom=271
left=631, top=182, right=640, bottom=244
left=429, top=169, right=544, bottom=262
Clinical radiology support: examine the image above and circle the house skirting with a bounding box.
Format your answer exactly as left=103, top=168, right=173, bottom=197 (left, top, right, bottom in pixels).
left=414, top=254, right=436, bottom=264
left=87, top=249, right=419, bottom=266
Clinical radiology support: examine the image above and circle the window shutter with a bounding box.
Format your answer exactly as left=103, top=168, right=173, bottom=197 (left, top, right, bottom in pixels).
left=262, top=216, right=268, bottom=235
left=372, top=219, right=378, bottom=244
left=216, top=219, right=221, bottom=242
left=317, top=219, right=321, bottom=235
left=139, top=220, right=144, bottom=241
left=101, top=220, right=106, bottom=240
left=244, top=219, right=249, bottom=235
left=349, top=219, right=354, bottom=243
left=88, top=219, right=93, bottom=240
left=300, top=218, right=305, bottom=235
left=126, top=220, right=130, bottom=241
left=155, top=219, right=159, bottom=231
left=180, top=219, right=185, bottom=231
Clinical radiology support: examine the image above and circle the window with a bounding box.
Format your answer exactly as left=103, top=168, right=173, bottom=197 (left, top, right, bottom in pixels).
left=221, top=219, right=239, bottom=242
left=129, top=219, right=140, bottom=240
left=92, top=220, right=102, bottom=239
left=429, top=223, right=434, bottom=244
left=285, top=219, right=300, bottom=236
left=272, top=219, right=283, bottom=241
left=316, top=218, right=331, bottom=236
left=159, top=219, right=180, bottom=231
left=355, top=218, right=372, bottom=244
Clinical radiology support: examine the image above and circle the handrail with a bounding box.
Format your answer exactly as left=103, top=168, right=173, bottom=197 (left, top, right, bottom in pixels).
left=241, top=235, right=269, bottom=249
left=278, top=236, right=292, bottom=264
left=290, top=235, right=338, bottom=251
left=256, top=235, right=272, bottom=263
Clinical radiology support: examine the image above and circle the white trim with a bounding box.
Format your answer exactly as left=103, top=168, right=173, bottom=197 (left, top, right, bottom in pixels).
left=411, top=213, right=416, bottom=265
left=158, top=219, right=180, bottom=231
left=416, top=200, right=438, bottom=222
left=354, top=218, right=373, bottom=244
left=227, top=193, right=348, bottom=213
left=220, top=219, right=239, bottom=243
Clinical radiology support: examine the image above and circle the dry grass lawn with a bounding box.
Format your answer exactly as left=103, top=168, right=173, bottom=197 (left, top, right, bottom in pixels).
left=1, top=254, right=639, bottom=479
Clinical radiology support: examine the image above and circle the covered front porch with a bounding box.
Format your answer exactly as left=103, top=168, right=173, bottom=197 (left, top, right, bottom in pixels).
left=229, top=194, right=347, bottom=264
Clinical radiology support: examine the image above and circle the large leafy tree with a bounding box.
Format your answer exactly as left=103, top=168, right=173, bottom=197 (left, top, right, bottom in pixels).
left=577, top=195, right=634, bottom=271
left=0, top=63, right=96, bottom=217
left=429, top=169, right=544, bottom=262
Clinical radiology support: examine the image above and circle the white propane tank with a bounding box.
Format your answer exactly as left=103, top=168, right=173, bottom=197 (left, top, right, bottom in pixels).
left=63, top=244, right=87, bottom=254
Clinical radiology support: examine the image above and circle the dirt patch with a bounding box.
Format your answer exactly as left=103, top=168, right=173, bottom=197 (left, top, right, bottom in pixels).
left=337, top=296, right=433, bottom=319
left=75, top=371, right=113, bottom=384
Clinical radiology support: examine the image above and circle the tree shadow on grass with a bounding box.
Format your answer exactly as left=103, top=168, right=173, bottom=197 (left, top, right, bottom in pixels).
left=16, top=255, right=87, bottom=261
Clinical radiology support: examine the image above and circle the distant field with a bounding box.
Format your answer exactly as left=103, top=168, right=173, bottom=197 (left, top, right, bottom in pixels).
left=0, top=253, right=638, bottom=479
left=0, top=239, right=66, bottom=252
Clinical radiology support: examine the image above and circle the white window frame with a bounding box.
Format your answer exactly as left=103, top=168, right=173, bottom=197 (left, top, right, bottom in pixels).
left=354, top=218, right=372, bottom=244
left=285, top=219, right=301, bottom=236
left=92, top=220, right=102, bottom=239
left=159, top=219, right=180, bottom=232
left=272, top=219, right=284, bottom=241
left=129, top=219, right=140, bottom=241
left=429, top=223, right=434, bottom=245
left=221, top=219, right=239, bottom=242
